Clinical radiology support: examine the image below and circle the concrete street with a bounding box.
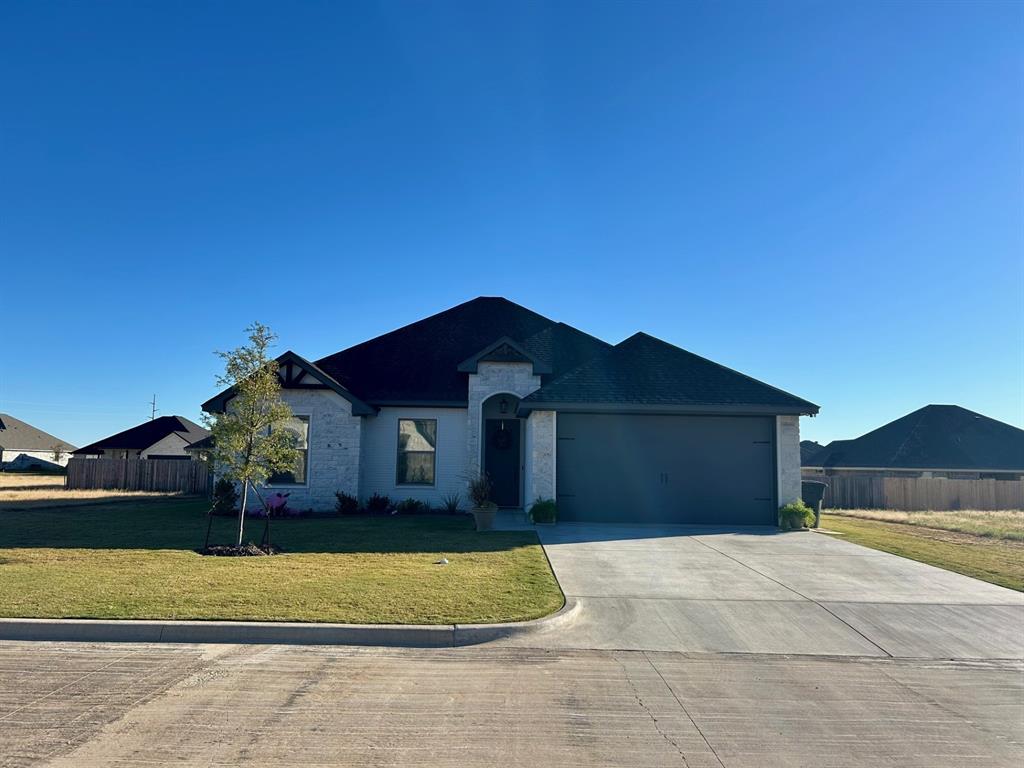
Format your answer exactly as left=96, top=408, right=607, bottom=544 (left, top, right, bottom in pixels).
left=2, top=526, right=1022, bottom=766
left=1, top=642, right=1022, bottom=768
left=520, top=524, right=1024, bottom=658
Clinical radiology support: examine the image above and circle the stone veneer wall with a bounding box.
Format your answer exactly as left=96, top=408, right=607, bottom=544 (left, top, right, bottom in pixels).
left=523, top=410, right=556, bottom=505
left=775, top=414, right=801, bottom=506
left=466, top=362, right=542, bottom=488
left=250, top=389, right=362, bottom=512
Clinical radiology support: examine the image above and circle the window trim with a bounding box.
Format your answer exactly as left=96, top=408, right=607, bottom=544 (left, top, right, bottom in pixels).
left=266, top=414, right=310, bottom=487
left=395, top=417, right=437, bottom=487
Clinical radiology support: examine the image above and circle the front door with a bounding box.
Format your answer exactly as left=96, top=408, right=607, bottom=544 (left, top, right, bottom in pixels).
left=485, top=418, right=521, bottom=507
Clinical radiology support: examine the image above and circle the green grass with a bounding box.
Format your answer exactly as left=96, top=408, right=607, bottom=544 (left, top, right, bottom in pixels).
left=821, top=513, right=1024, bottom=592
left=0, top=499, right=564, bottom=624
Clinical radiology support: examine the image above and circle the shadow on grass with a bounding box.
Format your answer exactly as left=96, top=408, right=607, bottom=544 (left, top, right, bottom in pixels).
left=0, top=497, right=539, bottom=554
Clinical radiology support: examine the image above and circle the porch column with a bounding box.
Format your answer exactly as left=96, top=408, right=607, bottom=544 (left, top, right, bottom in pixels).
left=524, top=410, right=557, bottom=506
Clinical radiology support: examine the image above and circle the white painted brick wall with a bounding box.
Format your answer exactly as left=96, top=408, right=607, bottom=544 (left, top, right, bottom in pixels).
left=466, top=362, right=541, bottom=481
left=251, top=389, right=361, bottom=513
left=776, top=414, right=801, bottom=506
left=524, top=410, right=556, bottom=505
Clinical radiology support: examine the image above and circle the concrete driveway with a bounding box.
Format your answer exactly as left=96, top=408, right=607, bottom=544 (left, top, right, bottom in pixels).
left=513, top=524, right=1024, bottom=659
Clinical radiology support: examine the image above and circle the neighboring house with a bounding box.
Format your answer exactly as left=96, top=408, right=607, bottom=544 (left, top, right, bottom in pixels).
left=0, top=413, right=77, bottom=469
left=800, top=440, right=825, bottom=465
left=72, top=416, right=210, bottom=460
left=803, top=405, right=1024, bottom=480
left=202, top=297, right=818, bottom=524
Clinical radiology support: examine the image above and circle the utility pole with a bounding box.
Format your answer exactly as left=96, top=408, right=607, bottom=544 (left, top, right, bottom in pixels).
left=150, top=394, right=158, bottom=420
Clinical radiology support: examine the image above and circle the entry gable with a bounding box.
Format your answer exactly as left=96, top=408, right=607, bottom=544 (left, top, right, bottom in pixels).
left=457, top=336, right=553, bottom=375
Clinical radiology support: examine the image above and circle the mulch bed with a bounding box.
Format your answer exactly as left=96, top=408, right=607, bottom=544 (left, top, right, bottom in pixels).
left=197, top=543, right=282, bottom=557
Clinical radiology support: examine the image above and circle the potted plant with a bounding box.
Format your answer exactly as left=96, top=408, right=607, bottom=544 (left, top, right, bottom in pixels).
left=778, top=501, right=815, bottom=531
left=468, top=473, right=498, bottom=531
left=528, top=498, right=557, bottom=525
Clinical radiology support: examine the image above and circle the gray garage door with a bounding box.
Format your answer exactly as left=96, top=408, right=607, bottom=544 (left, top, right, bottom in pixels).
left=556, top=414, right=776, bottom=525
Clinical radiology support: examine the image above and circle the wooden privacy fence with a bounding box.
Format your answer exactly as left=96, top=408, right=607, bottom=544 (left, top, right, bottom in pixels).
left=66, top=458, right=209, bottom=495
left=807, top=475, right=1024, bottom=511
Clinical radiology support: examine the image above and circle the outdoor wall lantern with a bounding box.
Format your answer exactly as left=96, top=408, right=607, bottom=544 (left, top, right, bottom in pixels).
left=499, top=397, right=509, bottom=415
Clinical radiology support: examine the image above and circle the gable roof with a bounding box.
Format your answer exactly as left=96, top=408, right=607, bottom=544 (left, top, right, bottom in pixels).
left=519, top=332, right=818, bottom=415
left=0, top=414, right=76, bottom=452
left=73, top=416, right=210, bottom=455
left=806, top=405, right=1024, bottom=471
left=314, top=297, right=611, bottom=404
left=457, top=336, right=552, bottom=374
left=202, top=350, right=374, bottom=415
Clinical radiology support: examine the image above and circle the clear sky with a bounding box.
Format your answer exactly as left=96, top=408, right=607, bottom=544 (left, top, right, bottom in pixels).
left=2, top=0, right=1021, bottom=448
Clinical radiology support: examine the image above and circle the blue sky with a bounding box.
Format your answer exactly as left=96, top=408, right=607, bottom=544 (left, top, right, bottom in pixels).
left=2, top=0, right=1021, bottom=448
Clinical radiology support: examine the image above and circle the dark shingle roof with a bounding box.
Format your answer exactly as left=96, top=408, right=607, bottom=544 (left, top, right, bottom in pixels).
left=0, top=414, right=76, bottom=451
left=521, top=332, right=818, bottom=413
left=315, top=297, right=610, bottom=403
left=73, top=416, right=209, bottom=455
left=806, top=405, right=1024, bottom=471
left=801, top=440, right=825, bottom=464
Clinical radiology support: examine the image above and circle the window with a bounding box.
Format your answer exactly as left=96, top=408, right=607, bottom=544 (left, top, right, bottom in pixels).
left=397, top=418, right=436, bottom=485
left=268, top=415, right=309, bottom=484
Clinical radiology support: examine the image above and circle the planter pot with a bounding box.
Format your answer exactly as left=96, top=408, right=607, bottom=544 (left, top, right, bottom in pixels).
left=472, top=507, right=497, bottom=531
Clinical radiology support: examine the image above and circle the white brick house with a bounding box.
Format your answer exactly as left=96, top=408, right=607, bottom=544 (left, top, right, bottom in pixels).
left=202, top=298, right=816, bottom=523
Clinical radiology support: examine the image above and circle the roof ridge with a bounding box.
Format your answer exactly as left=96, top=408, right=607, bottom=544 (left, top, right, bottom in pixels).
left=314, top=297, right=557, bottom=363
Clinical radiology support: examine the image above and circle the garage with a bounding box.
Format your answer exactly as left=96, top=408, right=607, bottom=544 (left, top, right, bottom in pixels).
left=555, top=413, right=777, bottom=525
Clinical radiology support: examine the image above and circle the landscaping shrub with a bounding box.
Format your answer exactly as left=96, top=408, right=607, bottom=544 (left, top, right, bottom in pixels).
left=529, top=498, right=557, bottom=524
left=334, top=491, right=360, bottom=516
left=365, top=492, right=393, bottom=515
left=211, top=478, right=239, bottom=516
left=467, top=474, right=496, bottom=510
left=395, top=498, right=430, bottom=515
left=779, top=501, right=815, bottom=530
left=439, top=492, right=463, bottom=515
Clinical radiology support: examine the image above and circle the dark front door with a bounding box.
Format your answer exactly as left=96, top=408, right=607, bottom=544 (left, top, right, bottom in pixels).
left=485, top=418, right=521, bottom=507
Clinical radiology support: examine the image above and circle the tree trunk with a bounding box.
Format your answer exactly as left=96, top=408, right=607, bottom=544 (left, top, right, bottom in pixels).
left=237, top=481, right=249, bottom=547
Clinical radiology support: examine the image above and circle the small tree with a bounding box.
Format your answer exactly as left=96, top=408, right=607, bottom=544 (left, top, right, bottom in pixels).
left=205, top=322, right=300, bottom=547
left=51, top=444, right=65, bottom=464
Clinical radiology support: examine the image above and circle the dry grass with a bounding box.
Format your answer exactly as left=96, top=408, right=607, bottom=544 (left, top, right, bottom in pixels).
left=826, top=508, right=1024, bottom=541
left=0, top=474, right=66, bottom=489
left=0, top=473, right=177, bottom=510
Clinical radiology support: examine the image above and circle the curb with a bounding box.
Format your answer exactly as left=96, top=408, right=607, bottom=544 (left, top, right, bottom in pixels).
left=0, top=599, right=580, bottom=648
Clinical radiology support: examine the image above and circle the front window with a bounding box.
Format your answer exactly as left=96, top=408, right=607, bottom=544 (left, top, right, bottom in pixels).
left=268, top=415, right=309, bottom=484
left=397, top=418, right=436, bottom=485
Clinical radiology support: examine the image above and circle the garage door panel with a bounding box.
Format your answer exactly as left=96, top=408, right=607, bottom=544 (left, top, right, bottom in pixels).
left=556, top=414, right=776, bottom=525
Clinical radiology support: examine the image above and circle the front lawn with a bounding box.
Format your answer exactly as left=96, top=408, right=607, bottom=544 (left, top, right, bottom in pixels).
left=0, top=499, right=564, bottom=624
left=820, top=513, right=1024, bottom=592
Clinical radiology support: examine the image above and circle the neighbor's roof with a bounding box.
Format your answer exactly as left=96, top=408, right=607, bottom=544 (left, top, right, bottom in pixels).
left=806, top=405, right=1024, bottom=471
left=801, top=440, right=825, bottom=464
left=73, top=416, right=210, bottom=455
left=0, top=414, right=76, bottom=452
left=314, top=297, right=611, bottom=404
left=519, top=333, right=819, bottom=415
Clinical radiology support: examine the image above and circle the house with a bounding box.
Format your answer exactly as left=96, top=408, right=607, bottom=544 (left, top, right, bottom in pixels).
left=202, top=297, right=818, bottom=524
left=803, top=405, right=1024, bottom=480
left=0, top=413, right=77, bottom=469
left=72, top=416, right=210, bottom=461
left=801, top=440, right=825, bottom=464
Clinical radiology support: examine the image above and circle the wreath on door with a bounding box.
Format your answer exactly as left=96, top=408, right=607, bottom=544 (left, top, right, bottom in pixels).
left=491, top=425, right=513, bottom=450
